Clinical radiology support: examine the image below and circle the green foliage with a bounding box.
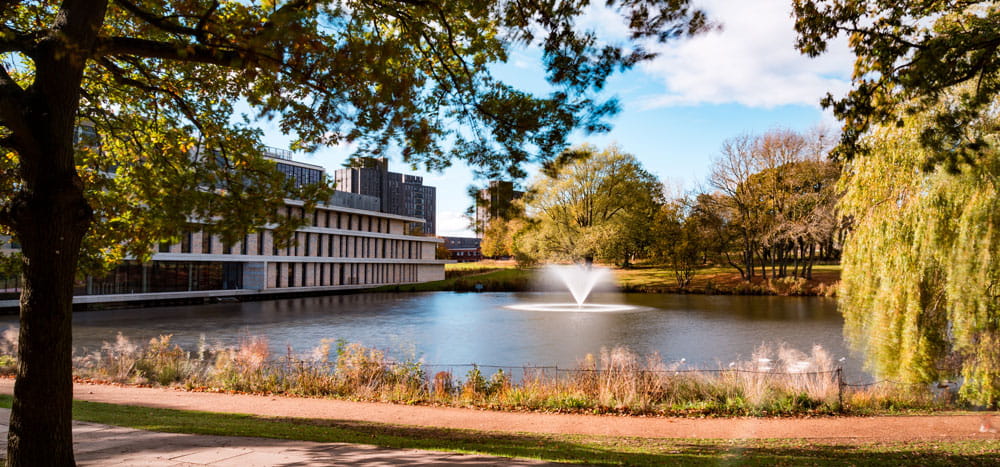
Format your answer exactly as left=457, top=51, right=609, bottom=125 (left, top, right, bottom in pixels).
left=793, top=1, right=1000, bottom=167
left=839, top=100, right=1000, bottom=406
left=0, top=1, right=713, bottom=271
left=707, top=128, right=842, bottom=281
left=480, top=217, right=527, bottom=259
left=651, top=201, right=704, bottom=287
left=523, top=144, right=662, bottom=266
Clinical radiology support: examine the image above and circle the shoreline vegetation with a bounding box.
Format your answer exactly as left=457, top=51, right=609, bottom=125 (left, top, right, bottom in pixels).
left=0, top=330, right=958, bottom=419
left=373, top=261, right=840, bottom=296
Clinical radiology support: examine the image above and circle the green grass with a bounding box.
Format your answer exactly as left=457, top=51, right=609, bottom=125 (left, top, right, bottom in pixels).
left=614, top=263, right=841, bottom=296
left=1, top=395, right=996, bottom=466
left=375, top=260, right=841, bottom=295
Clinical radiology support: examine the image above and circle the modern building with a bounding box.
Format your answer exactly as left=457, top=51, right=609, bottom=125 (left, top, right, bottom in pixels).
left=441, top=237, right=483, bottom=263
left=333, top=158, right=437, bottom=235
left=0, top=149, right=447, bottom=309
left=475, top=180, right=524, bottom=237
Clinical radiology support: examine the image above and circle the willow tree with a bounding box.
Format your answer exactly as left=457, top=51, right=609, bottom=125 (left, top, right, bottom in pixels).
left=524, top=144, right=662, bottom=267
left=839, top=104, right=1000, bottom=406
left=0, top=1, right=709, bottom=464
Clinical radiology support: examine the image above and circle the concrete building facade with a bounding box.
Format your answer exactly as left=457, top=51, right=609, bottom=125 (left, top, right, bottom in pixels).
left=441, top=237, right=482, bottom=263
left=0, top=151, right=446, bottom=309
left=333, top=158, right=437, bottom=235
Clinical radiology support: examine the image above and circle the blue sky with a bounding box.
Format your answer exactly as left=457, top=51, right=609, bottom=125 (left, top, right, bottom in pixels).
left=260, top=0, right=853, bottom=237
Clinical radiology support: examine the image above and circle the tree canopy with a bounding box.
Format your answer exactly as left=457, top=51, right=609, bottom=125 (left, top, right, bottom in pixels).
left=838, top=97, right=1000, bottom=406
left=0, top=1, right=710, bottom=464
left=522, top=144, right=662, bottom=267
left=706, top=128, right=842, bottom=281
left=793, top=0, right=1000, bottom=168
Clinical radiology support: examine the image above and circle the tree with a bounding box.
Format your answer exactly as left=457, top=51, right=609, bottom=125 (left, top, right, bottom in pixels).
left=480, top=216, right=526, bottom=259
left=838, top=99, right=1000, bottom=406
left=793, top=1, right=1000, bottom=168
left=707, top=128, right=842, bottom=281
left=651, top=199, right=703, bottom=287
left=524, top=144, right=662, bottom=267
left=0, top=1, right=709, bottom=464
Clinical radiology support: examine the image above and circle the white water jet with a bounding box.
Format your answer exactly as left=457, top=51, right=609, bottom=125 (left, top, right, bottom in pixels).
left=550, top=265, right=610, bottom=306
left=505, top=264, right=636, bottom=313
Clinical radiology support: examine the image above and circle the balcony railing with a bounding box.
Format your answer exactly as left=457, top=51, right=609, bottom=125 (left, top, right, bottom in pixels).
left=264, top=146, right=294, bottom=161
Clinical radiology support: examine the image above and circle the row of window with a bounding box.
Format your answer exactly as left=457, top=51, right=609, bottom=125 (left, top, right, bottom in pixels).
left=286, top=205, right=398, bottom=234
left=160, top=230, right=426, bottom=260
left=73, top=261, right=243, bottom=296
left=269, top=262, right=419, bottom=288
left=275, top=162, right=323, bottom=187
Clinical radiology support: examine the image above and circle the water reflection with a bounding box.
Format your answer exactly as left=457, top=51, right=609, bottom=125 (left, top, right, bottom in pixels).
left=0, top=291, right=860, bottom=377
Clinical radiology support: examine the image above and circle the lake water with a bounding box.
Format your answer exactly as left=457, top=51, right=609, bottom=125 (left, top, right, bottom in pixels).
left=0, top=291, right=865, bottom=379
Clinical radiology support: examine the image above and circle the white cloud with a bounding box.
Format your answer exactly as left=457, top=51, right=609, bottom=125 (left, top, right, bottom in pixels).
left=638, top=0, right=854, bottom=109
left=436, top=210, right=475, bottom=237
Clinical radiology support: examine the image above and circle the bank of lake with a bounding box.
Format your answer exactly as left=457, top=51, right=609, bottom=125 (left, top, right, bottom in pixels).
left=373, top=262, right=840, bottom=297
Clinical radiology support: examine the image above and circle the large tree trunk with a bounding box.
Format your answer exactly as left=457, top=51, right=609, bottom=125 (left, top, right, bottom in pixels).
left=0, top=3, right=107, bottom=464
left=7, top=186, right=90, bottom=467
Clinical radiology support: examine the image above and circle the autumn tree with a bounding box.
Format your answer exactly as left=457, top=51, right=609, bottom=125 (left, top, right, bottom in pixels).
left=0, top=1, right=709, bottom=464
left=480, top=216, right=527, bottom=259
left=839, top=99, right=1000, bottom=406
left=793, top=1, right=1000, bottom=167
left=707, top=129, right=841, bottom=280
left=796, top=1, right=999, bottom=404
left=651, top=199, right=703, bottom=287
left=524, top=144, right=662, bottom=267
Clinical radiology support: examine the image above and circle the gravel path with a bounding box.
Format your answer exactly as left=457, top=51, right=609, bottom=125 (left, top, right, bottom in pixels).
left=2, top=379, right=998, bottom=442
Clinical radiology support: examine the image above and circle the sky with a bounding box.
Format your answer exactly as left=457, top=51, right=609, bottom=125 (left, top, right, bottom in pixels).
left=259, top=0, right=854, bottom=237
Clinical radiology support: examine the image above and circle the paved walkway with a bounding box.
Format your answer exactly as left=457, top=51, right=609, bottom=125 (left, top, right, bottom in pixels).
left=0, top=379, right=997, bottom=465
left=0, top=408, right=557, bottom=466
left=11, top=379, right=996, bottom=441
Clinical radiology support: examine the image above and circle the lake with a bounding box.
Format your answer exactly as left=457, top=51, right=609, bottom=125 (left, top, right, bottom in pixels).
left=0, top=291, right=864, bottom=379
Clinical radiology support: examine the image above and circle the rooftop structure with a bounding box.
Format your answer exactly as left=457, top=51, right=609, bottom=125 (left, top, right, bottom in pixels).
left=333, top=158, right=437, bottom=235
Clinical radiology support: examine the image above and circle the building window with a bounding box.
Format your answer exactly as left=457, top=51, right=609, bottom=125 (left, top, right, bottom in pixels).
left=159, top=242, right=171, bottom=253
left=202, top=231, right=212, bottom=254
left=181, top=232, right=192, bottom=253
left=304, top=233, right=311, bottom=256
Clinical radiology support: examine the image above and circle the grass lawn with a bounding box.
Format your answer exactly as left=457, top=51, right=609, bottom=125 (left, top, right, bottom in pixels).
left=1, top=395, right=995, bottom=466
left=378, top=260, right=840, bottom=296
left=614, top=263, right=841, bottom=296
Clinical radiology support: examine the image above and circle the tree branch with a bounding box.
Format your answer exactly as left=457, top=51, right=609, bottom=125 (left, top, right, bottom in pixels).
left=111, top=0, right=203, bottom=39
left=0, top=64, right=29, bottom=151
left=96, top=57, right=206, bottom=134
left=96, top=36, right=247, bottom=66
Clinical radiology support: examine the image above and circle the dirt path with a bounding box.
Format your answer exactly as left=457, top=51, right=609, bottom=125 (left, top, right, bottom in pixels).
left=2, top=379, right=997, bottom=442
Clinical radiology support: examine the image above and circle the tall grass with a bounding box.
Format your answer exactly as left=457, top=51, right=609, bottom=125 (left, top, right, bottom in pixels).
left=0, top=329, right=951, bottom=416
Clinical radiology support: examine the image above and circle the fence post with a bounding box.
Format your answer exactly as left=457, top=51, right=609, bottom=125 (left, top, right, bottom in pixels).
left=836, top=367, right=844, bottom=412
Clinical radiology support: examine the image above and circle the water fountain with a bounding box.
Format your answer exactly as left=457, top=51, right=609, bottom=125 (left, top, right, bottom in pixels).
left=505, top=265, right=637, bottom=312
